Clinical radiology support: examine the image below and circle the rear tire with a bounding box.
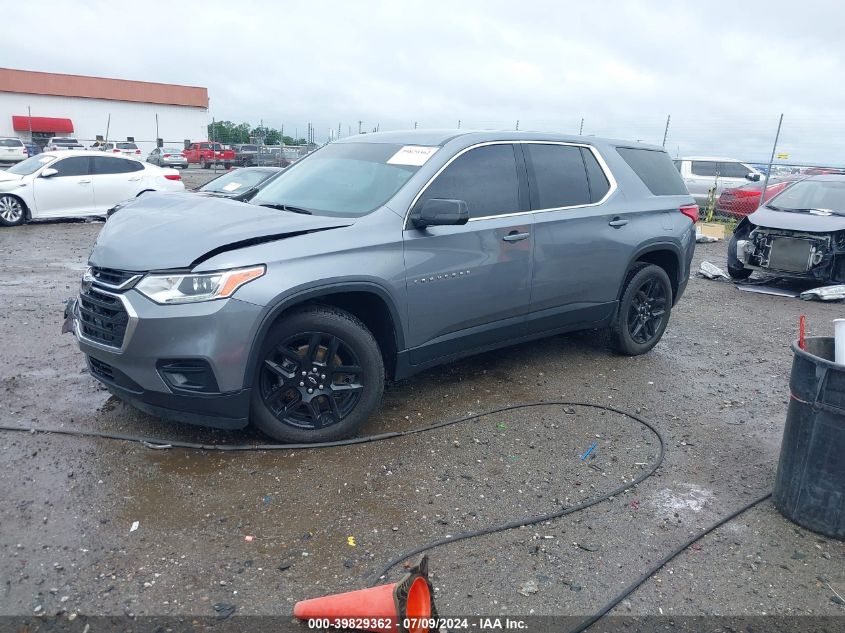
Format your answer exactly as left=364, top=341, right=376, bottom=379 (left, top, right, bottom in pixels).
left=610, top=264, right=673, bottom=356
left=250, top=305, right=385, bottom=443
left=201, top=159, right=209, bottom=170
left=0, top=194, right=26, bottom=227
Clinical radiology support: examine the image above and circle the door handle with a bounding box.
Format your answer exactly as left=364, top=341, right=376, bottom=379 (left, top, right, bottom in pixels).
left=503, top=231, right=530, bottom=242
left=77, top=179, right=91, bottom=184
left=608, top=218, right=628, bottom=228
left=128, top=177, right=141, bottom=181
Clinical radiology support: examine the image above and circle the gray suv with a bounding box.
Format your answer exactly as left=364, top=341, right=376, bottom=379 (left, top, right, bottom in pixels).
left=67, top=130, right=697, bottom=442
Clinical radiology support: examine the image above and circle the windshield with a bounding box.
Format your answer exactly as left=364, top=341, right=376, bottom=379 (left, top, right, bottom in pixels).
left=768, top=180, right=845, bottom=214
left=5, top=154, right=55, bottom=175
left=116, top=142, right=137, bottom=150
left=162, top=148, right=183, bottom=154
left=250, top=143, right=425, bottom=216
left=199, top=169, right=274, bottom=194
left=52, top=138, right=78, bottom=145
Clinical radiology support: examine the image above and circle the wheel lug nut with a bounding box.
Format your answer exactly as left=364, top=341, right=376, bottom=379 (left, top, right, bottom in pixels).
left=301, top=371, right=307, bottom=376
left=299, top=382, right=305, bottom=387
left=307, top=388, right=313, bottom=394
left=318, top=384, right=324, bottom=389
left=321, top=374, right=326, bottom=380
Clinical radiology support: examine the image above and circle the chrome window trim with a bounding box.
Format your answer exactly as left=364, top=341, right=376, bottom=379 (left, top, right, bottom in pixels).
left=404, top=140, right=618, bottom=228
left=74, top=287, right=138, bottom=354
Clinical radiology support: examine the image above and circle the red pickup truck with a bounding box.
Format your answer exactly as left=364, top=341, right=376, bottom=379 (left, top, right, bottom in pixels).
left=183, top=142, right=235, bottom=169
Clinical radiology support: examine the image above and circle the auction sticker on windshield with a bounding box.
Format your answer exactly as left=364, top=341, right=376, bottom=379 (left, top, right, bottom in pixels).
left=386, top=146, right=438, bottom=166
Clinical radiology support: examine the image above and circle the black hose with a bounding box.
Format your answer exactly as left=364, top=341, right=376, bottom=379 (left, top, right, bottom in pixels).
left=566, top=491, right=772, bottom=633
left=0, top=402, right=772, bottom=628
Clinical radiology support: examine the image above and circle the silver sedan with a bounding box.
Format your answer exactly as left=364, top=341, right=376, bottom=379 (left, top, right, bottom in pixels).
left=147, top=147, right=188, bottom=169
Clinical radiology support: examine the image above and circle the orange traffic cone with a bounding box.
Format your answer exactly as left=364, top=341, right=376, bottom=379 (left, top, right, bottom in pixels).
left=293, top=556, right=436, bottom=633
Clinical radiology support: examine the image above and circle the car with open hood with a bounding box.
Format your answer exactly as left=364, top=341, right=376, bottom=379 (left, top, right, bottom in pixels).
left=727, top=175, right=845, bottom=281
left=65, top=130, right=697, bottom=442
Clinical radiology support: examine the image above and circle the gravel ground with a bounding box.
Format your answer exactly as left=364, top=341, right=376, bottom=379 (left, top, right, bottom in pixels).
left=1, top=187, right=844, bottom=626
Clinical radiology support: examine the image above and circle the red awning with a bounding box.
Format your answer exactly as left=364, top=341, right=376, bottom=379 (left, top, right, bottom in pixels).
left=11, top=116, right=74, bottom=133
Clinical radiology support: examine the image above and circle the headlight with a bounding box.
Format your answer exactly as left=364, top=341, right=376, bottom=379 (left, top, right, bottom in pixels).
left=135, top=265, right=265, bottom=304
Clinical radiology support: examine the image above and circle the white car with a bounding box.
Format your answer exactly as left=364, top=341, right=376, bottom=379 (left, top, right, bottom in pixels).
left=0, top=137, right=28, bottom=163
left=99, top=141, right=143, bottom=157
left=0, top=151, right=184, bottom=226
left=673, top=156, right=762, bottom=207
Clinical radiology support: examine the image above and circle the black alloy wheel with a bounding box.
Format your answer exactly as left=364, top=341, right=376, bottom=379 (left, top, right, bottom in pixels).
left=260, top=331, right=363, bottom=430
left=250, top=306, right=384, bottom=442
left=610, top=264, right=673, bottom=355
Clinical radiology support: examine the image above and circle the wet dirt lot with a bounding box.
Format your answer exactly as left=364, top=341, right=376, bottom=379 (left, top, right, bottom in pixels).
left=1, top=175, right=844, bottom=625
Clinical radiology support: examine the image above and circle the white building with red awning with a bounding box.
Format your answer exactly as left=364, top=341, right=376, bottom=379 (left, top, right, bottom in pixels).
left=0, top=68, right=209, bottom=155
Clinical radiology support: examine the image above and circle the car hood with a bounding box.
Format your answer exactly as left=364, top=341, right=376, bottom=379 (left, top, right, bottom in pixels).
left=748, top=206, right=845, bottom=232
left=89, top=192, right=355, bottom=271
left=0, top=171, right=24, bottom=183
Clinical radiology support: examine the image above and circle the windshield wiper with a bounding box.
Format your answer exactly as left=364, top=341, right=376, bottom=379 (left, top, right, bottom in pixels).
left=258, top=203, right=313, bottom=215
left=765, top=204, right=783, bottom=211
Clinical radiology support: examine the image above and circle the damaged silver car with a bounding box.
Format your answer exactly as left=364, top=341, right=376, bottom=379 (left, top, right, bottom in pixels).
left=728, top=175, right=845, bottom=281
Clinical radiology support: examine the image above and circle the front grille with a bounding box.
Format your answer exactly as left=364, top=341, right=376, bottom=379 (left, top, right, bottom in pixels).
left=78, top=287, right=129, bottom=348
left=90, top=267, right=139, bottom=288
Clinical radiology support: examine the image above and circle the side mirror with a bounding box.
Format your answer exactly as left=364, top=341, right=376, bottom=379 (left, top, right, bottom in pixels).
left=410, top=198, right=469, bottom=228
left=40, top=168, right=58, bottom=178
left=746, top=173, right=761, bottom=182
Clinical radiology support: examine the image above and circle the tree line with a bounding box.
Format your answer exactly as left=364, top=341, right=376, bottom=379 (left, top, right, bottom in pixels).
left=207, top=121, right=307, bottom=146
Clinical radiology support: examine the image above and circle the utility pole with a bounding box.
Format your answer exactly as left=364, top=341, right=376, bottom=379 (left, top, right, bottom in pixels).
left=578, top=118, right=584, bottom=135
left=762, top=114, right=784, bottom=201
left=515, top=119, right=519, bottom=131
left=457, top=119, right=461, bottom=129
left=27, top=105, right=33, bottom=146
left=338, top=122, right=341, bottom=140
left=662, top=114, right=671, bottom=147
left=414, top=121, right=418, bottom=129
left=105, top=113, right=111, bottom=146
left=358, top=120, right=362, bottom=135
left=155, top=113, right=159, bottom=147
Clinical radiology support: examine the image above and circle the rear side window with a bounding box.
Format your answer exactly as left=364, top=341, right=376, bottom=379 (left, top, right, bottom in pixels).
left=690, top=161, right=718, bottom=177
left=116, top=142, right=138, bottom=150
left=0, top=138, right=23, bottom=147
left=93, top=156, right=144, bottom=174
left=582, top=148, right=610, bottom=202
left=524, top=144, right=590, bottom=209
left=52, top=156, right=91, bottom=177
left=420, top=144, right=522, bottom=219
left=718, top=161, right=752, bottom=178
left=617, top=147, right=687, bottom=196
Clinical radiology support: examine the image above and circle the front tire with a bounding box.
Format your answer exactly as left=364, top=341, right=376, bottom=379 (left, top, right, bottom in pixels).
left=610, top=264, right=673, bottom=356
left=0, top=195, right=26, bottom=226
left=727, top=236, right=753, bottom=280
left=250, top=306, right=385, bottom=442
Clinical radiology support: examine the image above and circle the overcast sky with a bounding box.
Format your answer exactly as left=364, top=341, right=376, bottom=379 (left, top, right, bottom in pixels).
left=4, top=0, right=844, bottom=163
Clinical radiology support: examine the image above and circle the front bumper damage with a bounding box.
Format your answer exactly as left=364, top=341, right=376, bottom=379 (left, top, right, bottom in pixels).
left=735, top=226, right=845, bottom=282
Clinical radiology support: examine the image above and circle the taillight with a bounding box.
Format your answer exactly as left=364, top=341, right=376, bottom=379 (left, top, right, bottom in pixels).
left=112, top=149, right=119, bottom=152
left=164, top=174, right=182, bottom=181
left=135, top=149, right=141, bottom=154
left=679, top=204, right=699, bottom=223
left=163, top=154, right=171, bottom=158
